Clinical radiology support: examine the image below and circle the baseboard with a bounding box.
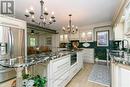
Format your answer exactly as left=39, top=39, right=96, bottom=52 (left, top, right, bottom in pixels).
left=97, top=60, right=107, bottom=62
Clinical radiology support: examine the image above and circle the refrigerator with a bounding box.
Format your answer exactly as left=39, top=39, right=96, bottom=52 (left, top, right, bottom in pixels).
left=0, top=25, right=25, bottom=82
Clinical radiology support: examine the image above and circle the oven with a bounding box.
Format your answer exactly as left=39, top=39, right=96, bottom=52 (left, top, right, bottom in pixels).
left=70, top=52, right=77, bottom=66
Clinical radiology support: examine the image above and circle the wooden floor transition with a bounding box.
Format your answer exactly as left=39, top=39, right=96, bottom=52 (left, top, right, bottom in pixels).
left=66, top=63, right=108, bottom=87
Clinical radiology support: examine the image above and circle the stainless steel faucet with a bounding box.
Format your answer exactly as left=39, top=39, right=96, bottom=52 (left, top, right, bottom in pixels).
left=123, top=39, right=130, bottom=64
left=123, top=39, right=129, bottom=53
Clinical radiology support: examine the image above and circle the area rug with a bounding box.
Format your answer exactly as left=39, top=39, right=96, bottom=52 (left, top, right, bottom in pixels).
left=88, top=64, right=110, bottom=87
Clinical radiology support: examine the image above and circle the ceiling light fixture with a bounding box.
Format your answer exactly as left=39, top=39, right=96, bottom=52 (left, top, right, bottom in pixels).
left=25, top=0, right=56, bottom=27
left=62, top=14, right=78, bottom=34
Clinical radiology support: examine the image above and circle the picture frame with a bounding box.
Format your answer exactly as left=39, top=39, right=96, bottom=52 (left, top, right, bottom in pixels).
left=96, top=30, right=109, bottom=46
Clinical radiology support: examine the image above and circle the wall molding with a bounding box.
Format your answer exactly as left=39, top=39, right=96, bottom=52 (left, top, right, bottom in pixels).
left=112, top=0, right=129, bottom=26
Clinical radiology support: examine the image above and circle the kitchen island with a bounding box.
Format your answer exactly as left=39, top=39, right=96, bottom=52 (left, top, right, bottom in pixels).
left=47, top=50, right=83, bottom=87
left=0, top=49, right=84, bottom=87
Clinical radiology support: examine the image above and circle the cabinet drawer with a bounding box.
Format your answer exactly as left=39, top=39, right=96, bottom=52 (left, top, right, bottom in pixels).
left=52, top=55, right=70, bottom=80
left=52, top=56, right=70, bottom=73
left=54, top=62, right=70, bottom=79
left=54, top=71, right=70, bottom=87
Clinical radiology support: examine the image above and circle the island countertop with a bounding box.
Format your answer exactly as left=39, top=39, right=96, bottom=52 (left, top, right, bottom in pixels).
left=0, top=49, right=83, bottom=68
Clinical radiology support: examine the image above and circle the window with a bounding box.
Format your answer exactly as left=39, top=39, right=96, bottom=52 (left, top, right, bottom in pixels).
left=30, top=38, right=36, bottom=46
left=96, top=31, right=109, bottom=46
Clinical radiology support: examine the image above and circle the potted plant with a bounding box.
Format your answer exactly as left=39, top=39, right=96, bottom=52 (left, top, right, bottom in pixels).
left=22, top=73, right=47, bottom=87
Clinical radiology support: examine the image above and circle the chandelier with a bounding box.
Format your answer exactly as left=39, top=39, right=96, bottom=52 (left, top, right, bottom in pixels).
left=62, top=14, right=78, bottom=34
left=24, top=0, right=56, bottom=27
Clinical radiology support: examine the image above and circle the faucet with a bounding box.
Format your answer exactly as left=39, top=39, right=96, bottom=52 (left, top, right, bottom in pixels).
left=123, top=39, right=129, bottom=53
left=123, top=39, right=130, bottom=64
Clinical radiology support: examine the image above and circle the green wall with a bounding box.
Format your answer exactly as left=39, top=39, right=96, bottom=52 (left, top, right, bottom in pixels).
left=78, top=40, right=121, bottom=60
left=63, top=40, right=122, bottom=60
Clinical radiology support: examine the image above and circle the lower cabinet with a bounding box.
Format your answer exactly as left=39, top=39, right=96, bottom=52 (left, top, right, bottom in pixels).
left=82, top=49, right=94, bottom=63
left=47, top=51, right=83, bottom=87
left=111, top=63, right=130, bottom=87
left=69, top=64, right=78, bottom=79
left=77, top=51, right=83, bottom=70
left=54, top=71, right=70, bottom=87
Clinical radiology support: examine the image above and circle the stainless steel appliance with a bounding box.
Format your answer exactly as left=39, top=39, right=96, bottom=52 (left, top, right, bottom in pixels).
left=0, top=25, right=25, bottom=82
left=70, top=52, right=77, bottom=66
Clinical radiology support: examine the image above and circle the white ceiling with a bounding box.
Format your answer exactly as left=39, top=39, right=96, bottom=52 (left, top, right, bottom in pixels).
left=15, top=0, right=121, bottom=30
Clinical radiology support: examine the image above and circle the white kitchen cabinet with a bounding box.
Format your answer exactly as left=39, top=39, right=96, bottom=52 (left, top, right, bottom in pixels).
left=113, top=23, right=124, bottom=40
left=70, top=33, right=80, bottom=40
left=47, top=55, right=70, bottom=87
left=69, top=64, right=78, bottom=79
left=79, top=30, right=93, bottom=42
left=111, top=63, right=130, bottom=87
left=80, top=32, right=87, bottom=42
left=53, top=71, right=70, bottom=87
left=60, top=34, right=69, bottom=43
left=82, top=49, right=94, bottom=63
left=124, top=3, right=130, bottom=36
left=111, top=63, right=119, bottom=87
left=77, top=51, right=83, bottom=69
left=47, top=51, right=83, bottom=87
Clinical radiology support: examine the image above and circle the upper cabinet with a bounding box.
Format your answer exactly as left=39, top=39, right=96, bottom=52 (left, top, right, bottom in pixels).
left=124, top=3, right=130, bottom=36
left=70, top=33, right=80, bottom=40
left=59, top=30, right=93, bottom=43
left=79, top=30, right=93, bottom=42
left=60, top=34, right=69, bottom=43
left=59, top=33, right=79, bottom=43
left=113, top=23, right=124, bottom=40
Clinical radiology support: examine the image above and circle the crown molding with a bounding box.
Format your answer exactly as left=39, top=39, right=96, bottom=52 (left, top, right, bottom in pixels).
left=112, top=0, right=129, bottom=26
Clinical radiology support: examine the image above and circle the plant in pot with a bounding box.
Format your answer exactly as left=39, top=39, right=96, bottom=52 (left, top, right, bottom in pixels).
left=32, top=75, right=47, bottom=87
left=22, top=73, right=47, bottom=87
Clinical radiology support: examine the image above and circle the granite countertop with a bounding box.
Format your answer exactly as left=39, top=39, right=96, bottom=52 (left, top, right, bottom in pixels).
left=0, top=49, right=83, bottom=68
left=109, top=50, right=130, bottom=66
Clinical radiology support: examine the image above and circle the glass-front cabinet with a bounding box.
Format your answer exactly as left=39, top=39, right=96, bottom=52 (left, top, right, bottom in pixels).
left=79, top=30, right=93, bottom=42
left=60, top=34, right=69, bottom=43
left=124, top=2, right=130, bottom=35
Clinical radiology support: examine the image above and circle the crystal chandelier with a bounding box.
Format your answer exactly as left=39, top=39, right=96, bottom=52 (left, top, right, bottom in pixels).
left=25, top=0, right=56, bottom=27
left=62, top=14, right=78, bottom=34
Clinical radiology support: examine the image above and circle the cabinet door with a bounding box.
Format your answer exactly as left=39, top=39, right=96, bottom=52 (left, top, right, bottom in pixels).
left=77, top=52, right=83, bottom=69
left=118, top=68, right=130, bottom=87
left=113, top=23, right=124, bottom=40
left=60, top=35, right=64, bottom=42
left=52, top=56, right=70, bottom=80
left=60, top=34, right=68, bottom=43
left=83, top=49, right=94, bottom=63
left=70, top=64, right=78, bottom=79
left=48, top=55, right=71, bottom=87
left=70, top=33, right=79, bottom=40
left=111, top=63, right=130, bottom=87
left=80, top=31, right=93, bottom=42
left=124, top=4, right=130, bottom=35
left=80, top=32, right=87, bottom=42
